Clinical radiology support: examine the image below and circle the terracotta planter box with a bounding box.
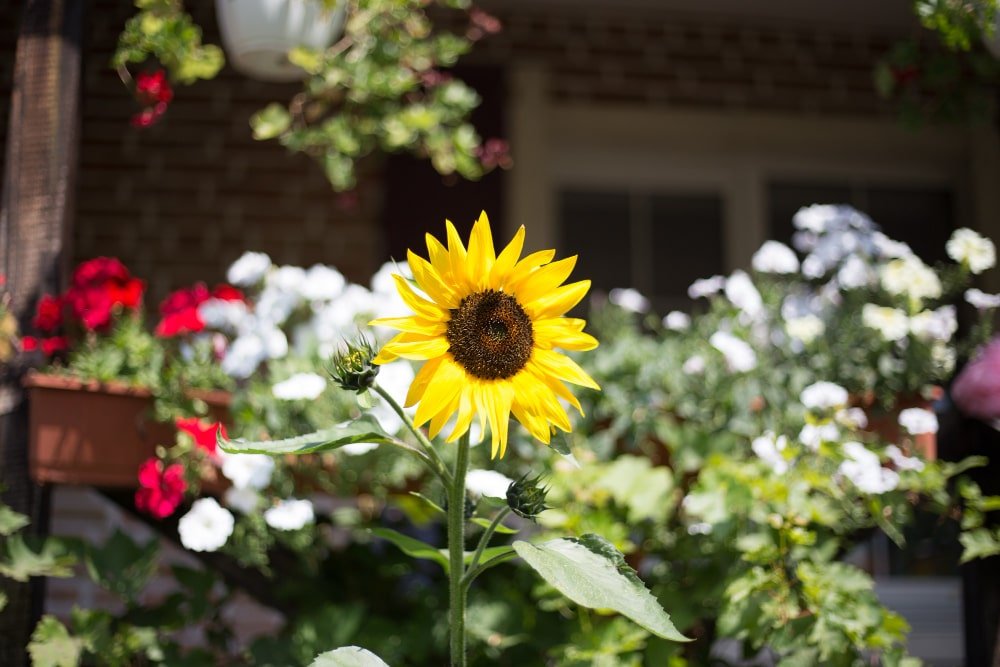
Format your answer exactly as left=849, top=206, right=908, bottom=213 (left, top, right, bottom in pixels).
left=25, top=372, right=230, bottom=487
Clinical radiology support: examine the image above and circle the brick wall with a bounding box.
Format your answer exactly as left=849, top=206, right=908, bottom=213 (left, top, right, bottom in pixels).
left=76, top=1, right=385, bottom=305
left=470, top=4, right=901, bottom=115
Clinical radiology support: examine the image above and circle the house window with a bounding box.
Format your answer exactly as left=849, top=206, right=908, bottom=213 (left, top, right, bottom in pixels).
left=558, top=188, right=724, bottom=312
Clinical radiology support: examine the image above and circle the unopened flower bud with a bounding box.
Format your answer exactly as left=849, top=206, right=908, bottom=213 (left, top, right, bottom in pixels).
left=330, top=337, right=379, bottom=392
left=506, top=473, right=550, bottom=521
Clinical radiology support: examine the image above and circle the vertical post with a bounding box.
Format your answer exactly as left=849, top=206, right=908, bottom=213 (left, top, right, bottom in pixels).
left=0, top=1, right=84, bottom=664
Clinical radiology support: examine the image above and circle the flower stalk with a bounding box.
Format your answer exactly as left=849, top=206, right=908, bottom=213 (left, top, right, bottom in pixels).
left=447, top=431, right=471, bottom=667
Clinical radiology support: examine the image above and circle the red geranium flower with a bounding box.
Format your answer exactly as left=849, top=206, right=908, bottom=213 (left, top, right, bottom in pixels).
left=20, top=336, right=39, bottom=352
left=155, top=283, right=243, bottom=338
left=135, top=70, right=173, bottom=106
left=175, top=417, right=227, bottom=456
left=65, top=285, right=114, bottom=331
left=32, top=295, right=64, bottom=332
left=72, top=257, right=130, bottom=289
left=134, top=458, right=187, bottom=519
left=40, top=336, right=69, bottom=356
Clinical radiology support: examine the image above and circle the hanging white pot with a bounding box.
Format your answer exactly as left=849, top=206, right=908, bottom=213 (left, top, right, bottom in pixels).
left=215, top=0, right=347, bottom=82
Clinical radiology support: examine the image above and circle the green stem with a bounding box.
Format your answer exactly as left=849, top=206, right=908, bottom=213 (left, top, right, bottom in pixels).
left=448, top=432, right=471, bottom=667
left=464, top=506, right=512, bottom=585
left=463, top=550, right=517, bottom=587
left=372, top=383, right=452, bottom=485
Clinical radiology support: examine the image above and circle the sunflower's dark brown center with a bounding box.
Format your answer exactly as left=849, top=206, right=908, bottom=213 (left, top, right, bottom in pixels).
left=446, top=289, right=533, bottom=380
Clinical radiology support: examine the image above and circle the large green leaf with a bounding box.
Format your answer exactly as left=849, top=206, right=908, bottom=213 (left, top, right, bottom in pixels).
left=0, top=504, right=30, bottom=536
left=960, top=527, right=1000, bottom=563
left=513, top=534, right=690, bottom=642
left=220, top=416, right=394, bottom=456
left=28, top=616, right=83, bottom=667
left=310, top=647, right=390, bottom=667
left=0, top=535, right=76, bottom=582
left=84, top=530, right=158, bottom=602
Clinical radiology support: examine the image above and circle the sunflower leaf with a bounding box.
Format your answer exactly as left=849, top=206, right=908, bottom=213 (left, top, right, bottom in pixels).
left=471, top=516, right=518, bottom=534
left=513, top=534, right=691, bottom=642
left=310, top=646, right=390, bottom=667
left=369, top=527, right=449, bottom=571
left=219, top=416, right=394, bottom=456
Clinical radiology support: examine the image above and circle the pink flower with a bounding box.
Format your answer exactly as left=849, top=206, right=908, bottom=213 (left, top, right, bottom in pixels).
left=175, top=417, right=227, bottom=456
left=134, top=458, right=187, bottom=519
left=20, top=336, right=39, bottom=352
left=135, top=70, right=173, bottom=106
left=952, top=338, right=1000, bottom=421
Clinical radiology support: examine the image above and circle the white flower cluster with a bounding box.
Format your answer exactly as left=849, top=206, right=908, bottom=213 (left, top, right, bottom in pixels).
left=898, top=407, right=938, bottom=435
left=800, top=381, right=848, bottom=412
left=208, top=252, right=412, bottom=379
left=946, top=228, right=996, bottom=274
left=879, top=255, right=942, bottom=304
left=709, top=331, right=757, bottom=372
left=838, top=442, right=899, bottom=495
left=861, top=303, right=957, bottom=344
left=752, top=432, right=789, bottom=474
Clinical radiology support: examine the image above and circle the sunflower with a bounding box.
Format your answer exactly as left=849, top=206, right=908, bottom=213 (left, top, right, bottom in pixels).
left=371, top=212, right=600, bottom=458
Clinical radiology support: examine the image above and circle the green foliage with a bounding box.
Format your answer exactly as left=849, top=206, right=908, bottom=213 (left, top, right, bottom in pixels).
left=112, top=0, right=223, bottom=84
left=219, top=414, right=394, bottom=455
left=310, top=647, right=390, bottom=666
left=513, top=535, right=689, bottom=642
left=28, top=616, right=84, bottom=667
left=0, top=534, right=77, bottom=582
left=915, top=0, right=998, bottom=51
left=83, top=530, right=159, bottom=603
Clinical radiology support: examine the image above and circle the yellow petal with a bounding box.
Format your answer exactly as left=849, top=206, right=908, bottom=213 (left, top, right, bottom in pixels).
left=530, top=349, right=600, bottom=390
left=533, top=318, right=598, bottom=351
left=505, top=249, right=557, bottom=288
left=380, top=335, right=450, bottom=361
left=408, top=249, right=458, bottom=308
left=445, top=220, right=470, bottom=291
left=484, top=381, right=514, bottom=458
left=467, top=212, right=496, bottom=287
left=369, top=316, right=446, bottom=336
left=490, top=225, right=525, bottom=286
left=524, top=280, right=591, bottom=319
left=446, top=388, right=476, bottom=443
left=414, top=358, right=465, bottom=427
left=406, top=356, right=443, bottom=407
left=392, top=274, right=445, bottom=320
left=426, top=232, right=453, bottom=282
left=511, top=255, right=577, bottom=305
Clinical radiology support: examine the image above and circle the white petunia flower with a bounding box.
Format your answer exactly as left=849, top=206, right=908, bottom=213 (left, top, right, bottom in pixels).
left=255, top=284, right=302, bottom=326
left=224, top=486, right=261, bottom=514
left=880, top=255, right=942, bottom=303
left=709, top=331, right=757, bottom=372
left=466, top=469, right=515, bottom=499
left=725, top=271, right=764, bottom=320
left=178, top=498, right=235, bottom=552
left=862, top=304, right=910, bottom=342
left=663, top=311, right=691, bottom=331
left=799, top=422, right=840, bottom=450
left=219, top=450, right=275, bottom=490
left=898, top=407, right=938, bottom=435
left=221, top=327, right=288, bottom=379
left=837, top=255, right=875, bottom=289
left=800, top=381, right=849, bottom=411
left=885, top=444, right=925, bottom=472
left=752, top=432, right=789, bottom=474
left=965, top=288, right=1000, bottom=310
left=752, top=241, right=799, bottom=274
left=909, top=306, right=957, bottom=342
left=793, top=204, right=839, bottom=233
left=688, top=275, right=725, bottom=299
left=300, top=264, right=346, bottom=301
left=264, top=498, right=315, bottom=531
left=227, top=251, right=271, bottom=287
left=839, top=441, right=899, bottom=494
left=801, top=254, right=828, bottom=279
left=785, top=314, right=825, bottom=344
left=272, top=372, right=327, bottom=401
left=198, top=298, right=249, bottom=332
left=609, top=288, right=650, bottom=313
left=872, top=232, right=912, bottom=259
left=682, top=355, right=706, bottom=375
left=947, top=228, right=996, bottom=274
left=836, top=407, right=869, bottom=430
